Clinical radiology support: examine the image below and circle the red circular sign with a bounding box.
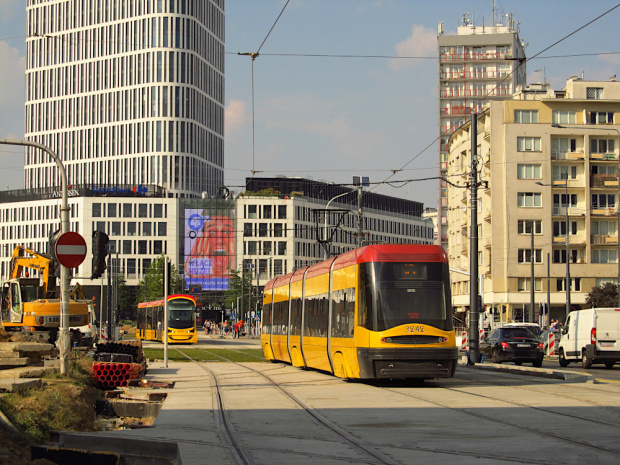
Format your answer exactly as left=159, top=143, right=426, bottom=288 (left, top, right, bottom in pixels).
left=55, top=232, right=87, bottom=268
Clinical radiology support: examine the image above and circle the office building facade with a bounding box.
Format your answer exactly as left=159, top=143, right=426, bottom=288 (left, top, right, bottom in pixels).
left=24, top=0, right=225, bottom=197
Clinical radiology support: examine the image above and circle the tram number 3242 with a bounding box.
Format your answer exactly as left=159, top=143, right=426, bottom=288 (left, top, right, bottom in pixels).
left=405, top=326, right=425, bottom=333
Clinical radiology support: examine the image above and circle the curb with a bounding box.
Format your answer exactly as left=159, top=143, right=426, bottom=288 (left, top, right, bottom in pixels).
left=458, top=361, right=594, bottom=383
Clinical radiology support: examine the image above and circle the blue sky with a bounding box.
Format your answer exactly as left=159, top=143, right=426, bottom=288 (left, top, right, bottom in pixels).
left=2, top=1, right=620, bottom=207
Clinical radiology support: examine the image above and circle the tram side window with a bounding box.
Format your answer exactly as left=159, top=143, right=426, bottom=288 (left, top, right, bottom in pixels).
left=146, top=308, right=153, bottom=330
left=290, top=298, right=301, bottom=336
left=157, top=305, right=164, bottom=330
left=262, top=303, right=271, bottom=335
left=332, top=288, right=355, bottom=338
left=137, top=309, right=145, bottom=331
left=304, top=295, right=325, bottom=337
left=358, top=267, right=373, bottom=330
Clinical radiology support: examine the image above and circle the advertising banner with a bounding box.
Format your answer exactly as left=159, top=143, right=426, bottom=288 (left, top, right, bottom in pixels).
left=184, top=202, right=236, bottom=290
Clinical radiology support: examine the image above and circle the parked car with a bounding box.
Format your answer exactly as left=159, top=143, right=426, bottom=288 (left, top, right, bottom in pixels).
left=501, top=322, right=543, bottom=337
left=558, top=308, right=620, bottom=369
left=481, top=327, right=544, bottom=367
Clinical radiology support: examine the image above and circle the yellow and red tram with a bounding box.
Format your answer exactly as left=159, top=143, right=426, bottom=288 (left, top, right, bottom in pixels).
left=262, top=244, right=457, bottom=379
left=137, top=294, right=198, bottom=344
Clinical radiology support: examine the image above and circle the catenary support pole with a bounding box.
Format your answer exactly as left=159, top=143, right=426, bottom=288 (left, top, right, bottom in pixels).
left=469, top=115, right=480, bottom=364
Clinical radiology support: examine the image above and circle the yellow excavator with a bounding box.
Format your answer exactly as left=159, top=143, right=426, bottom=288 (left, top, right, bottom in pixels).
left=0, top=246, right=89, bottom=336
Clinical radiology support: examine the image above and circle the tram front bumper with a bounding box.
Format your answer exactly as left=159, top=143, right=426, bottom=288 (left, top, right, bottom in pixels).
left=357, top=347, right=458, bottom=379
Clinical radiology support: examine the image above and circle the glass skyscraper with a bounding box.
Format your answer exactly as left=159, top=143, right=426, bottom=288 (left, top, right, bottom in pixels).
left=24, top=0, right=225, bottom=197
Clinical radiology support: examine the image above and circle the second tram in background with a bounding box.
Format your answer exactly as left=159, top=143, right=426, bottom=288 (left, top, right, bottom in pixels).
left=137, top=294, right=198, bottom=344
left=261, top=244, right=457, bottom=380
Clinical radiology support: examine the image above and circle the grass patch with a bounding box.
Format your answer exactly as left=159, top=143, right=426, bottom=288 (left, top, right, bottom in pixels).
left=0, top=355, right=102, bottom=443
left=144, top=348, right=266, bottom=363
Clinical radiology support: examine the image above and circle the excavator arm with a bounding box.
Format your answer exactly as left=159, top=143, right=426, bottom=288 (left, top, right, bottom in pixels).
left=9, top=246, right=57, bottom=297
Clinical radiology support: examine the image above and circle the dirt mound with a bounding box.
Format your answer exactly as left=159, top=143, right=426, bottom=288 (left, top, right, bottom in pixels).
left=9, top=332, right=49, bottom=343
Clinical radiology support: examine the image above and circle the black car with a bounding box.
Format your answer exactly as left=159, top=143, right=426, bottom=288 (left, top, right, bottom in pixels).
left=480, top=327, right=544, bottom=367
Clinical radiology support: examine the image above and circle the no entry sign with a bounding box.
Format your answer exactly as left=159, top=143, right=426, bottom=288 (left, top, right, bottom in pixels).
left=55, top=231, right=87, bottom=268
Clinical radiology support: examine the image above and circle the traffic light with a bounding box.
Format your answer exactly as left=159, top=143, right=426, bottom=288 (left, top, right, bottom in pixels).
left=91, top=231, right=109, bottom=279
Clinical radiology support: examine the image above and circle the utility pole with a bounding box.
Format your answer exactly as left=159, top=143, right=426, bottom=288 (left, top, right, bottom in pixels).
left=468, top=115, right=480, bottom=365
left=357, top=184, right=364, bottom=247
left=530, top=222, right=535, bottom=323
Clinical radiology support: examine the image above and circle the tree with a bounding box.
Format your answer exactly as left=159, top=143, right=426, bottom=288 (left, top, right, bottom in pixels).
left=224, top=268, right=255, bottom=311
left=116, top=272, right=135, bottom=320
left=136, top=254, right=184, bottom=303
left=585, top=282, right=618, bottom=308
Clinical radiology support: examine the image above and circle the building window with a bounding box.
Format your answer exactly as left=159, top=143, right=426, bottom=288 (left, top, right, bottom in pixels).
left=518, top=249, right=542, bottom=264
left=553, top=221, right=577, bottom=237
left=587, top=87, right=604, bottom=100
left=262, top=241, right=272, bottom=255
left=263, top=205, right=272, bottom=219
left=278, top=205, right=287, bottom=219
left=278, top=241, right=287, bottom=255
left=552, top=138, right=578, bottom=159
left=514, top=110, right=538, bottom=124
left=259, top=223, right=267, bottom=237
left=517, top=220, right=542, bottom=235
left=552, top=165, right=577, bottom=181
left=518, top=278, right=542, bottom=292
left=243, top=223, right=252, bottom=237
left=552, top=110, right=576, bottom=124
left=123, top=204, right=132, bottom=217
left=123, top=240, right=132, bottom=254
left=93, top=203, right=102, bottom=217
left=248, top=205, right=257, bottom=219
left=517, top=137, right=541, bottom=151
left=590, top=138, right=615, bottom=154
left=592, top=249, right=618, bottom=264
left=247, top=241, right=257, bottom=254
left=517, top=164, right=541, bottom=179
left=592, top=220, right=617, bottom=235
left=557, top=277, right=581, bottom=292
left=517, top=193, right=542, bottom=207
left=108, top=204, right=117, bottom=217
left=153, top=204, right=163, bottom=218
left=153, top=240, right=163, bottom=254
left=553, top=249, right=578, bottom=264
left=157, top=222, right=167, bottom=236
left=111, top=222, right=121, bottom=236
left=589, top=111, right=614, bottom=124
left=127, top=222, right=136, bottom=236
left=138, top=204, right=148, bottom=218
left=273, top=223, right=283, bottom=237
left=596, top=277, right=618, bottom=286
left=553, top=193, right=577, bottom=209
left=592, top=194, right=616, bottom=209
left=142, top=222, right=152, bottom=236
left=138, top=241, right=147, bottom=254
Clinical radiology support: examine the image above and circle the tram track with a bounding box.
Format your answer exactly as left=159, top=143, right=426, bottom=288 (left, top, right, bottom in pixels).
left=383, top=377, right=620, bottom=461
left=184, top=349, right=567, bottom=464
left=176, top=347, right=395, bottom=465
left=456, top=367, right=620, bottom=419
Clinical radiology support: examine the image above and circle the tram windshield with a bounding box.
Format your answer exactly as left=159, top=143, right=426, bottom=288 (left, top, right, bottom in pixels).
left=168, top=299, right=195, bottom=329
left=360, top=262, right=452, bottom=331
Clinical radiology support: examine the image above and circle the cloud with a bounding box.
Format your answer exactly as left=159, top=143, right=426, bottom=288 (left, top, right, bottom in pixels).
left=224, top=99, right=249, bottom=136
left=0, top=41, right=26, bottom=139
left=389, top=25, right=436, bottom=72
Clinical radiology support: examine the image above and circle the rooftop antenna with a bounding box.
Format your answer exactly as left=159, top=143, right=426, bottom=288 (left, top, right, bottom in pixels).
left=492, top=0, right=496, bottom=26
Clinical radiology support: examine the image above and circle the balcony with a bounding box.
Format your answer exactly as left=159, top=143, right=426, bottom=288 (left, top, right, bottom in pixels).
left=591, top=174, right=618, bottom=188
left=591, top=234, right=619, bottom=245
left=591, top=207, right=618, bottom=216
left=440, top=106, right=472, bottom=116
left=590, top=152, right=618, bottom=161
left=439, top=51, right=514, bottom=62
left=552, top=207, right=586, bottom=216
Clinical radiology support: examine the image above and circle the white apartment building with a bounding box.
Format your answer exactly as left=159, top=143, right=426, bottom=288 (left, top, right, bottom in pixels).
left=437, top=13, right=526, bottom=250
left=447, top=77, right=620, bottom=325
left=24, top=0, right=224, bottom=197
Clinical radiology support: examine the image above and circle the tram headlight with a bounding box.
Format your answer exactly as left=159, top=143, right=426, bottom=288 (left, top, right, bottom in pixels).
left=381, top=337, right=393, bottom=343
left=438, top=337, right=448, bottom=343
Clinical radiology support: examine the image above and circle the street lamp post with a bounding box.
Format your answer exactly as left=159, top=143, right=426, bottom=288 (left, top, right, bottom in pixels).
left=551, top=123, right=620, bottom=308
left=0, top=139, right=71, bottom=375
left=324, top=191, right=350, bottom=259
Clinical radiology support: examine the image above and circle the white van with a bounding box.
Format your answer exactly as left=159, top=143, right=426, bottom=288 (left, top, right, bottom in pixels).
left=558, top=308, right=620, bottom=369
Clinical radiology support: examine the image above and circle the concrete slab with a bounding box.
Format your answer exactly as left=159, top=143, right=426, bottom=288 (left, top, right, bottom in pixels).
left=0, top=358, right=30, bottom=368
left=0, top=365, right=55, bottom=379
left=461, top=361, right=595, bottom=383
left=0, top=378, right=42, bottom=392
